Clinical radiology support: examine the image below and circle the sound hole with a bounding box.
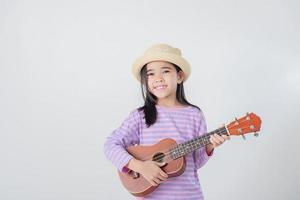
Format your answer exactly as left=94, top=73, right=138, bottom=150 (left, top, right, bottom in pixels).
left=152, top=152, right=165, bottom=163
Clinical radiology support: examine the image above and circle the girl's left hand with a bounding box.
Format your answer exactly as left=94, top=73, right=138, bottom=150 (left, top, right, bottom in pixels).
left=209, top=133, right=230, bottom=148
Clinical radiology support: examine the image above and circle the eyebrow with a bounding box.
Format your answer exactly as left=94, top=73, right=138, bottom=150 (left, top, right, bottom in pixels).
left=146, top=66, right=172, bottom=72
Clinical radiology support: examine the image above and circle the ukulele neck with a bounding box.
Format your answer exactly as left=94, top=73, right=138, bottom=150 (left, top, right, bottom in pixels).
left=170, top=127, right=228, bottom=159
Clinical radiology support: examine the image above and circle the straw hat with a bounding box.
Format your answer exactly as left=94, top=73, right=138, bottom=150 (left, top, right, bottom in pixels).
left=132, top=44, right=191, bottom=82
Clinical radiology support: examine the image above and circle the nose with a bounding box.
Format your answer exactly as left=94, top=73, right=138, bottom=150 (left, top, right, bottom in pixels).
left=154, top=73, right=164, bottom=83
left=155, top=78, right=164, bottom=83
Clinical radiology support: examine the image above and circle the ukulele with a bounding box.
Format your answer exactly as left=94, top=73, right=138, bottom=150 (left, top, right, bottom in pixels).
left=118, top=112, right=262, bottom=197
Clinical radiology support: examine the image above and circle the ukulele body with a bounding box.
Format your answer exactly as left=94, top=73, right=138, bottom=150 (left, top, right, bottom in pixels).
left=118, top=138, right=185, bottom=197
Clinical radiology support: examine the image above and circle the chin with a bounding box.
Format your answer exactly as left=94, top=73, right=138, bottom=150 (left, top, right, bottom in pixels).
left=153, top=93, right=170, bottom=99
left=151, top=89, right=173, bottom=99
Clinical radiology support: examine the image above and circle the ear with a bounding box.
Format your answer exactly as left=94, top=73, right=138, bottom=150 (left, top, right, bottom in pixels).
left=177, top=71, right=185, bottom=84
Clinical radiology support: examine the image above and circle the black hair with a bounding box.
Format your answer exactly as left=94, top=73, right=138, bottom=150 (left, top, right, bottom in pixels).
left=138, top=63, right=201, bottom=127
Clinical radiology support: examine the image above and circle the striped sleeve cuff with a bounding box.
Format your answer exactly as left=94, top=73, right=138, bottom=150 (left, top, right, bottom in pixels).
left=116, top=153, right=134, bottom=172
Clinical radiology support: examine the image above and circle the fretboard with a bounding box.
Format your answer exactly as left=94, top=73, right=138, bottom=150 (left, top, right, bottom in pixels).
left=170, top=127, right=228, bottom=159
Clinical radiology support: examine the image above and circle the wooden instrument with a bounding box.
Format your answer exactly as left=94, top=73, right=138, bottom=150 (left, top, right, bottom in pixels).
left=118, top=112, right=262, bottom=197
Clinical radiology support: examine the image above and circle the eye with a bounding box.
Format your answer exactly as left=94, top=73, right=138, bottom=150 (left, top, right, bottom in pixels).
left=163, top=70, right=170, bottom=74
left=147, top=73, right=154, bottom=77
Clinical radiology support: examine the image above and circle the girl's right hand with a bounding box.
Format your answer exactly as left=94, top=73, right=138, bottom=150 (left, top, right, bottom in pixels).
left=137, top=160, right=168, bottom=186
left=127, top=158, right=168, bottom=186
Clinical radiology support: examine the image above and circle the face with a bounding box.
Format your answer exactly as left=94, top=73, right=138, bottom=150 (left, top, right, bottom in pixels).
left=146, top=61, right=184, bottom=104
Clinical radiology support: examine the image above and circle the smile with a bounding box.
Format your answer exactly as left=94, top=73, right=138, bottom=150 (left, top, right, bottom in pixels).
left=154, top=85, right=167, bottom=90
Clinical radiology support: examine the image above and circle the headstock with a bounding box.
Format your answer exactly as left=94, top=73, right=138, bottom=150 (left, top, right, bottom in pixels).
left=226, top=113, right=262, bottom=138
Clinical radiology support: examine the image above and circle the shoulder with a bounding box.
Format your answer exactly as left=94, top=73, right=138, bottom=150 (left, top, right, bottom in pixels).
left=188, top=106, right=207, bottom=134
left=187, top=105, right=205, bottom=116
left=127, top=108, right=144, bottom=122
left=185, top=106, right=206, bottom=124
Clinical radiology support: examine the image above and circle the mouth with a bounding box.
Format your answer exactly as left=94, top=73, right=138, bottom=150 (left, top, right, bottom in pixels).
left=154, top=85, right=167, bottom=90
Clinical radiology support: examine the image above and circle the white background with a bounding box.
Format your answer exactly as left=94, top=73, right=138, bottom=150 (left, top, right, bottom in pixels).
left=1, top=0, right=299, bottom=199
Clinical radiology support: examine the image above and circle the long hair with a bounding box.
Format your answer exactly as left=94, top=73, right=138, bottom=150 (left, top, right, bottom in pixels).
left=138, top=63, right=200, bottom=127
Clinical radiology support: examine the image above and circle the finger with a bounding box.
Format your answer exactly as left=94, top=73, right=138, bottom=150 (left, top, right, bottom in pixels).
left=209, top=139, right=218, bottom=148
left=158, top=171, right=168, bottom=179
left=209, top=137, right=217, bottom=146
left=153, top=177, right=161, bottom=185
left=150, top=180, right=158, bottom=186
left=214, top=134, right=225, bottom=142
left=156, top=162, right=166, bottom=167
left=222, top=135, right=230, bottom=140
left=157, top=173, right=167, bottom=181
left=213, top=134, right=225, bottom=144
left=211, top=135, right=222, bottom=145
left=159, top=169, right=168, bottom=178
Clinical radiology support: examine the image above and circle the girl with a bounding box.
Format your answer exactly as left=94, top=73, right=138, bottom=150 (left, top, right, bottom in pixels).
left=104, top=44, right=230, bottom=199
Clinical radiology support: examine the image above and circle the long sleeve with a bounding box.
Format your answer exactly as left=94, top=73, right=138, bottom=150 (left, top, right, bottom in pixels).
left=103, top=109, right=141, bottom=172
left=193, top=110, right=213, bottom=169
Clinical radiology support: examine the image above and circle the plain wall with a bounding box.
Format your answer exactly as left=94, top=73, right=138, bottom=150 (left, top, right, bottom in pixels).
left=1, top=0, right=299, bottom=199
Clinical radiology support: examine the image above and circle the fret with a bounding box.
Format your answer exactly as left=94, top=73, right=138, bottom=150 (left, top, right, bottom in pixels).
left=216, top=128, right=222, bottom=136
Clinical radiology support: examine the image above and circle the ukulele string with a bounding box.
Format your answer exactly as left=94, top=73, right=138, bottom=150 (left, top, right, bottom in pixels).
left=151, top=129, right=227, bottom=162
left=151, top=128, right=232, bottom=162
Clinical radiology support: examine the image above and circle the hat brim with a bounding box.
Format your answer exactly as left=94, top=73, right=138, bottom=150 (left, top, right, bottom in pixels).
left=132, top=52, right=191, bottom=82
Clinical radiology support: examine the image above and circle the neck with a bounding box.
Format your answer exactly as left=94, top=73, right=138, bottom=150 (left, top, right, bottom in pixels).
left=157, top=99, right=181, bottom=107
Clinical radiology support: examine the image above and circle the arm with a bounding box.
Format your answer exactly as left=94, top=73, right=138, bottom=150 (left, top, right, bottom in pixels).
left=194, top=110, right=212, bottom=169
left=103, top=110, right=141, bottom=172
left=104, top=110, right=168, bottom=186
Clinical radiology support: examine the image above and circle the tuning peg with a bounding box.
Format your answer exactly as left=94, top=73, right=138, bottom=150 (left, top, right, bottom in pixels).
left=246, top=112, right=250, bottom=120
left=242, top=134, right=246, bottom=140
left=254, top=132, right=259, bottom=137
left=235, top=117, right=239, bottom=125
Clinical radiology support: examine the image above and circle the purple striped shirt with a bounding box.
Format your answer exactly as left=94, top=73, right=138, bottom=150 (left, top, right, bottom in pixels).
left=104, top=105, right=212, bottom=200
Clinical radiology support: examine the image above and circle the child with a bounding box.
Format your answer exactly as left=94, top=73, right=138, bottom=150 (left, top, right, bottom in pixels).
left=104, top=44, right=230, bottom=199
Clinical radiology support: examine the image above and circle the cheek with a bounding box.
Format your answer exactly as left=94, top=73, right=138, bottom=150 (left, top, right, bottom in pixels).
left=147, top=78, right=153, bottom=89
left=147, top=77, right=151, bottom=84
left=165, top=75, right=178, bottom=85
